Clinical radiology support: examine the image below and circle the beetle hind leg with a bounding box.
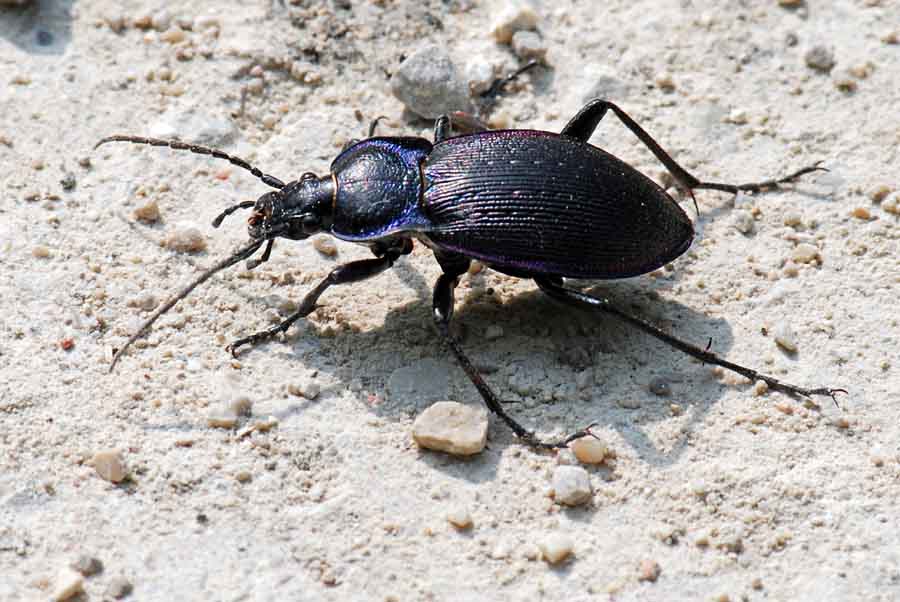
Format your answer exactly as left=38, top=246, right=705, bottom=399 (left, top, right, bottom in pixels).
left=561, top=99, right=825, bottom=197
left=534, top=276, right=847, bottom=406
left=432, top=261, right=599, bottom=449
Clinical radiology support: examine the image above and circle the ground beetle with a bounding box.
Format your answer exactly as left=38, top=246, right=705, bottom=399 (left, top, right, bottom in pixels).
left=97, top=99, right=846, bottom=448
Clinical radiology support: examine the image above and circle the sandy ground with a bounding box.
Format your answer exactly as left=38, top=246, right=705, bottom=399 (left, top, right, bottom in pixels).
left=2, top=0, right=899, bottom=600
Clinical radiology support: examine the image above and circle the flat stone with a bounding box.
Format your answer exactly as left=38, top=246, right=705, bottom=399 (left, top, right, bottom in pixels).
left=413, top=401, right=488, bottom=456
left=92, top=449, right=126, bottom=483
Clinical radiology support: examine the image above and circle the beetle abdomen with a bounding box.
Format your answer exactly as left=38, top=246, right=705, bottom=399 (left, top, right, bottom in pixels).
left=422, top=130, right=693, bottom=279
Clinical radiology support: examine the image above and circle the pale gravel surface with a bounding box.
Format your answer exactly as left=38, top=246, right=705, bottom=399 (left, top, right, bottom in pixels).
left=1, top=1, right=899, bottom=601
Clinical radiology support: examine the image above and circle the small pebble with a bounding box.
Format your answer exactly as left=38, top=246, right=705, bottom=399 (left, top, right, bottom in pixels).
left=783, top=211, right=802, bottom=227
left=538, top=533, right=574, bottom=565
left=551, top=465, right=592, bottom=506
left=511, top=30, right=547, bottom=62
left=92, top=449, right=127, bottom=483
left=206, top=404, right=239, bottom=428
left=569, top=436, right=608, bottom=464
left=732, top=210, right=755, bottom=234
left=868, top=185, right=891, bottom=203
left=617, top=398, right=641, bottom=409
left=412, top=401, right=488, bottom=456
left=832, top=69, right=857, bottom=92
left=791, top=243, right=819, bottom=264
left=805, top=45, right=836, bottom=73
left=883, top=194, right=900, bottom=215
left=60, top=173, right=76, bottom=191
left=160, top=27, right=186, bottom=44
left=492, top=0, right=540, bottom=44
left=106, top=576, right=134, bottom=599
left=851, top=207, right=871, bottom=220
left=127, top=291, right=158, bottom=311
left=287, top=377, right=320, bottom=400
left=32, top=245, right=51, bottom=258
left=772, top=322, right=798, bottom=352
left=446, top=507, right=473, bottom=530
left=465, top=58, right=496, bottom=95
left=229, top=394, right=253, bottom=417
left=51, top=568, right=84, bottom=601
left=484, top=325, right=504, bottom=340
left=70, top=555, right=103, bottom=577
left=165, top=223, right=207, bottom=253
left=648, top=376, right=671, bottom=396
left=312, top=236, right=337, bottom=257
left=133, top=199, right=160, bottom=223
left=390, top=44, right=474, bottom=119
left=638, top=559, right=661, bottom=582
left=235, top=470, right=252, bottom=483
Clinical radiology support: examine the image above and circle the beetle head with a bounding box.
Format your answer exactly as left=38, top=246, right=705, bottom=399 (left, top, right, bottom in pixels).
left=247, top=172, right=335, bottom=241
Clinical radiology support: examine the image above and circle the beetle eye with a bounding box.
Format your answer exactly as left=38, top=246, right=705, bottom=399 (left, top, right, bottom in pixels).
left=301, top=214, right=319, bottom=234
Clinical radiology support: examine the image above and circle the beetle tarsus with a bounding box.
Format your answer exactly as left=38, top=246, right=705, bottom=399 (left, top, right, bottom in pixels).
left=535, top=276, right=847, bottom=409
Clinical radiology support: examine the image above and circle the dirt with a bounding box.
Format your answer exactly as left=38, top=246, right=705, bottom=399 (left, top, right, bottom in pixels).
left=1, top=1, right=898, bottom=601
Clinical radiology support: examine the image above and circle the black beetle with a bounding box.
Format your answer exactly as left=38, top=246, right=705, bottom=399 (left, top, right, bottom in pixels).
left=97, top=99, right=845, bottom=448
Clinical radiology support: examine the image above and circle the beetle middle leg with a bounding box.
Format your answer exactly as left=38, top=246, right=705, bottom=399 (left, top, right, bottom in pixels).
left=534, top=276, right=846, bottom=405
left=227, top=240, right=413, bottom=356
left=561, top=99, right=826, bottom=195
left=432, top=257, right=598, bottom=449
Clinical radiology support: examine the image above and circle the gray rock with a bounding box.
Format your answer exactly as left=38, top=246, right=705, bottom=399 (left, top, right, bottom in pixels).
left=391, top=45, right=474, bottom=119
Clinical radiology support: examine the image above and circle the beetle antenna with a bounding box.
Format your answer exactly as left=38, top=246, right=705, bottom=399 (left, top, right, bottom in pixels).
left=108, top=238, right=266, bottom=372
left=95, top=135, right=286, bottom=190
left=212, top=201, right=256, bottom=228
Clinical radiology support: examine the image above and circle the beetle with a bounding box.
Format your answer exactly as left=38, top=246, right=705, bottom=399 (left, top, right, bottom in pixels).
left=97, top=99, right=845, bottom=448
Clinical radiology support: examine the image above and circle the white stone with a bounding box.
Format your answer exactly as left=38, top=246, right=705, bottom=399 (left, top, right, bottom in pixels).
left=791, top=243, right=819, bottom=264
left=51, top=568, right=84, bottom=601
left=570, top=436, right=608, bottom=464
left=552, top=465, right=592, bottom=506
left=413, top=401, right=488, bottom=456
left=446, top=506, right=473, bottom=529
left=538, top=533, right=574, bottom=564
left=773, top=322, right=798, bottom=352
left=92, top=449, right=126, bottom=483
left=165, top=222, right=207, bottom=253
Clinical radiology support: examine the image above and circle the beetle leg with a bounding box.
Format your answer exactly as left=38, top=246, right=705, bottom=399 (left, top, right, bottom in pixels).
left=434, top=113, right=491, bottom=143
left=534, top=277, right=847, bottom=407
left=433, top=116, right=452, bottom=142
left=432, top=263, right=597, bottom=449
left=561, top=99, right=826, bottom=195
left=226, top=240, right=412, bottom=356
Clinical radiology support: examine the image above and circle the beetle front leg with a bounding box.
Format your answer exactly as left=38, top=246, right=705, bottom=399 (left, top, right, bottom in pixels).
left=534, top=277, right=847, bottom=406
left=561, top=99, right=826, bottom=195
left=227, top=240, right=412, bottom=356
left=433, top=266, right=597, bottom=449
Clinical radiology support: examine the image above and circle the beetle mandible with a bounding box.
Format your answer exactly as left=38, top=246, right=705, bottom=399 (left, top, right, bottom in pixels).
left=97, top=99, right=846, bottom=448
